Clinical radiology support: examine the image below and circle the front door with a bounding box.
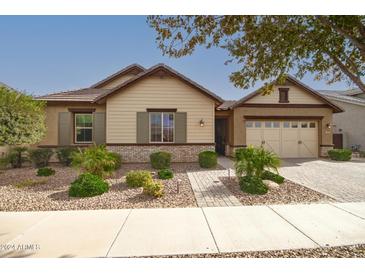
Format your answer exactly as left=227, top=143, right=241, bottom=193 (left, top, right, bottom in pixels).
left=215, top=118, right=227, bottom=155
left=333, top=133, right=343, bottom=149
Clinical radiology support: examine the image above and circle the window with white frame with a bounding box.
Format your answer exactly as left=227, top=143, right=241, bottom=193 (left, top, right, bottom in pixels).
left=75, top=113, right=93, bottom=143
left=150, top=112, right=174, bottom=143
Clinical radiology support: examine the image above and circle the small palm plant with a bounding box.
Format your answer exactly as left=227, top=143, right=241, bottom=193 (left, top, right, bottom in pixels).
left=71, top=145, right=118, bottom=178
left=235, top=146, right=280, bottom=177
left=234, top=146, right=280, bottom=194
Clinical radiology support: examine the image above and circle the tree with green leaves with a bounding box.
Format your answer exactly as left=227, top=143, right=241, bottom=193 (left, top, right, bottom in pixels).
left=148, top=16, right=365, bottom=93
left=0, top=86, right=46, bottom=145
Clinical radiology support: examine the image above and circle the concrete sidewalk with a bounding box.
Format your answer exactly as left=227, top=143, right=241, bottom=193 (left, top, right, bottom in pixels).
left=1, top=202, right=365, bottom=258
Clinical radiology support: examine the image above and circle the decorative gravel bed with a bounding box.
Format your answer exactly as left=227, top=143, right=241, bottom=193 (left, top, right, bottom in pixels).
left=153, top=244, right=365, bottom=258
left=0, top=163, right=199, bottom=211
left=220, top=177, right=334, bottom=205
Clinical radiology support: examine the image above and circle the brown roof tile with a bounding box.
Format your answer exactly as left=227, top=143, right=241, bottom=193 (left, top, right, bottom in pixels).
left=35, top=88, right=109, bottom=102
left=217, top=100, right=236, bottom=110
left=90, top=63, right=145, bottom=88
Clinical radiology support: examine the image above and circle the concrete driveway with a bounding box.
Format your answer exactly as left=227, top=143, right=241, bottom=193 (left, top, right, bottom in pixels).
left=279, top=158, right=365, bottom=202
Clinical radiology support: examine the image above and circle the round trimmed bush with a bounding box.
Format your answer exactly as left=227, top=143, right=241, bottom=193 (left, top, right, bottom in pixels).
left=239, top=176, right=268, bottom=195
left=198, top=151, right=217, bottom=168
left=143, top=180, right=164, bottom=198
left=69, top=173, right=109, bottom=197
left=158, top=168, right=174, bottom=180
left=328, top=149, right=352, bottom=161
left=125, top=170, right=152, bottom=188
left=37, top=167, right=55, bottom=177
left=150, top=151, right=171, bottom=169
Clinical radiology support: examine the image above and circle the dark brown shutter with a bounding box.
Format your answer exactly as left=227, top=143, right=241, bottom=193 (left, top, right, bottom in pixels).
left=137, top=112, right=149, bottom=143
left=175, top=112, right=187, bottom=143
left=58, top=112, right=72, bottom=145
left=93, top=112, right=106, bottom=144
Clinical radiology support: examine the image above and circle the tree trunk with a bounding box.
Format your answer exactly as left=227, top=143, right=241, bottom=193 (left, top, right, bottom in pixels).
left=331, top=55, right=365, bottom=93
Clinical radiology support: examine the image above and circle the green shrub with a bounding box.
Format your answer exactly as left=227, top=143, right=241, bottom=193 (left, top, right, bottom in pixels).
left=262, top=170, right=284, bottom=184
left=239, top=176, right=268, bottom=195
left=328, top=149, right=352, bottom=161
left=360, top=151, right=365, bottom=158
left=125, top=170, right=152, bottom=187
left=14, top=179, right=47, bottom=188
left=234, top=146, right=280, bottom=178
left=29, top=148, right=53, bottom=168
left=198, top=151, right=217, bottom=168
left=37, top=167, right=55, bottom=177
left=110, top=152, right=122, bottom=170
left=143, top=180, right=164, bottom=198
left=5, top=147, right=28, bottom=168
left=158, top=168, right=174, bottom=179
left=71, top=145, right=119, bottom=178
left=69, top=173, right=109, bottom=197
left=150, top=151, right=171, bottom=169
left=56, top=147, right=78, bottom=166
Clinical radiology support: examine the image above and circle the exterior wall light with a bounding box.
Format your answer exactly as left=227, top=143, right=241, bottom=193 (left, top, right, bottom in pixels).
left=199, top=119, right=205, bottom=127
left=326, top=123, right=335, bottom=129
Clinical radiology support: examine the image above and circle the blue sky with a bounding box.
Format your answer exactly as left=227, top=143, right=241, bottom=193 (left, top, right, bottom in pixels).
left=0, top=16, right=352, bottom=100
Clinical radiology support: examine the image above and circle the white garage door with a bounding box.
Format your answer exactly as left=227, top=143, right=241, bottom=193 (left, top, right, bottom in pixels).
left=246, top=120, right=318, bottom=158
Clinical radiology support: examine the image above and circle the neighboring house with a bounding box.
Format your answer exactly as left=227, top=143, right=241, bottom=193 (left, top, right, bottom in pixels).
left=36, top=63, right=342, bottom=162
left=320, top=89, right=365, bottom=150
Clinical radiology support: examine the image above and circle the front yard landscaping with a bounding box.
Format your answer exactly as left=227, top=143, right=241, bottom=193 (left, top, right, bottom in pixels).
left=221, top=176, right=333, bottom=205
left=0, top=163, right=198, bottom=211
left=223, top=146, right=333, bottom=205
left=0, top=145, right=335, bottom=211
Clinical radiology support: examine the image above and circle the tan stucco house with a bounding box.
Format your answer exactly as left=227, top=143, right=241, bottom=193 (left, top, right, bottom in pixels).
left=36, top=63, right=342, bottom=162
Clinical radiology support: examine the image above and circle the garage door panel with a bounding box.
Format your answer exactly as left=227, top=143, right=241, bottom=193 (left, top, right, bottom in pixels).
left=246, top=129, right=262, bottom=148
left=282, top=129, right=298, bottom=141
left=247, top=129, right=261, bottom=140
left=300, top=141, right=318, bottom=158
left=281, top=141, right=299, bottom=158
left=262, top=129, right=280, bottom=140
left=264, top=141, right=280, bottom=155
left=245, top=120, right=318, bottom=158
left=300, top=130, right=317, bottom=139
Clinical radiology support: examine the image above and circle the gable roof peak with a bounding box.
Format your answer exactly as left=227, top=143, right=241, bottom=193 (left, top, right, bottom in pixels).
left=93, top=63, right=224, bottom=104
left=230, top=75, right=343, bottom=113
left=90, top=63, right=145, bottom=88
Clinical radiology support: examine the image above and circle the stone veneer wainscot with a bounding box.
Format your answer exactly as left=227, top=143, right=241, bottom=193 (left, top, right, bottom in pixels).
left=107, top=144, right=215, bottom=163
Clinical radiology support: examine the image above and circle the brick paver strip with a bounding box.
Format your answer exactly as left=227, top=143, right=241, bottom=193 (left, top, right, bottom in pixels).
left=187, top=169, right=241, bottom=207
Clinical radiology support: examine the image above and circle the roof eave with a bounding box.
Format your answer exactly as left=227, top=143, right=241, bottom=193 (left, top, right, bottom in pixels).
left=323, top=95, right=365, bottom=109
